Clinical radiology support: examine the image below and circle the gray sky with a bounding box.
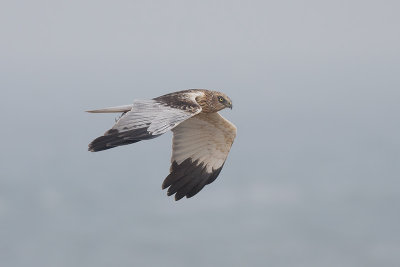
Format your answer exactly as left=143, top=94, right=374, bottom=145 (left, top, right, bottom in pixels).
left=1, top=1, right=399, bottom=267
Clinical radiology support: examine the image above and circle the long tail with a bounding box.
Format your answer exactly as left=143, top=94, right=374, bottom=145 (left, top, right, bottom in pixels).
left=86, top=104, right=133, bottom=113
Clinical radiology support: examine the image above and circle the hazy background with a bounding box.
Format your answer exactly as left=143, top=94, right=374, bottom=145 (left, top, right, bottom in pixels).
left=1, top=1, right=399, bottom=266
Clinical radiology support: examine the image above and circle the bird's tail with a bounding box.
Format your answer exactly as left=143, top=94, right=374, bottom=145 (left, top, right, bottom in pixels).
left=86, top=104, right=133, bottom=113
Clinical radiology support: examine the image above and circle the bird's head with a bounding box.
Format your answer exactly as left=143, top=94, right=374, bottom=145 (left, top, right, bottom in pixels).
left=211, top=91, right=233, bottom=111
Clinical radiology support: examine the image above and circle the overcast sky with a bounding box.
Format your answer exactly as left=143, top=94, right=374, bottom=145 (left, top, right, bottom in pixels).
left=1, top=1, right=399, bottom=267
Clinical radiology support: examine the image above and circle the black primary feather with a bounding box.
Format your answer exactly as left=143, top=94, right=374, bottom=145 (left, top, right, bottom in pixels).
left=162, top=159, right=224, bottom=200
left=88, top=127, right=159, bottom=152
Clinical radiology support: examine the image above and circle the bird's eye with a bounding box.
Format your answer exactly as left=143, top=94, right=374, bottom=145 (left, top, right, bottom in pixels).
left=218, top=97, right=224, bottom=102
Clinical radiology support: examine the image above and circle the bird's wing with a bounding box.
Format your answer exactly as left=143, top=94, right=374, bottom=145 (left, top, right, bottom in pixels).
left=88, top=91, right=204, bottom=152
left=162, top=112, right=237, bottom=200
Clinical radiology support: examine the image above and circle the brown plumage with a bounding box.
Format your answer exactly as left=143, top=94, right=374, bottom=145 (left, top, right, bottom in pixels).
left=153, top=89, right=232, bottom=113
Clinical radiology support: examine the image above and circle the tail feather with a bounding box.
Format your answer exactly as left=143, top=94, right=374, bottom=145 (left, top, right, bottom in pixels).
left=86, top=104, right=133, bottom=113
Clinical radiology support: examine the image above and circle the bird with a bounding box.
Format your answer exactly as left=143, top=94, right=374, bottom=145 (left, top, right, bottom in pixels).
left=87, top=89, right=236, bottom=200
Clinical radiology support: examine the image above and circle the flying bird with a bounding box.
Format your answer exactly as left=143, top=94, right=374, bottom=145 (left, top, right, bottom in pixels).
left=87, top=89, right=236, bottom=200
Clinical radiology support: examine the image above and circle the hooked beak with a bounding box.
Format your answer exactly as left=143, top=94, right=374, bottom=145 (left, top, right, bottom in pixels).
left=228, top=102, right=233, bottom=109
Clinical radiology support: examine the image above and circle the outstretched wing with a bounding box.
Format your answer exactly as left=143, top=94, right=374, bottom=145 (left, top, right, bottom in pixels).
left=88, top=91, right=204, bottom=152
left=162, top=113, right=237, bottom=200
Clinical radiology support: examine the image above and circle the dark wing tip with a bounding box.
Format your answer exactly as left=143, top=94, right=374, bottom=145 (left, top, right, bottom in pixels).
left=162, top=159, right=224, bottom=201
left=88, top=127, right=161, bottom=152
left=88, top=134, right=141, bottom=152
left=88, top=136, right=109, bottom=152
left=174, top=192, right=186, bottom=201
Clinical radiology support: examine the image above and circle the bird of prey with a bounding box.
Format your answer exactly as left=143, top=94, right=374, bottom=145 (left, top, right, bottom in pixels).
left=87, top=89, right=236, bottom=200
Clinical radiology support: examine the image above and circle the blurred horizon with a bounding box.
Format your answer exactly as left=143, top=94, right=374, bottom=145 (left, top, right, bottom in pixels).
left=1, top=1, right=399, bottom=267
